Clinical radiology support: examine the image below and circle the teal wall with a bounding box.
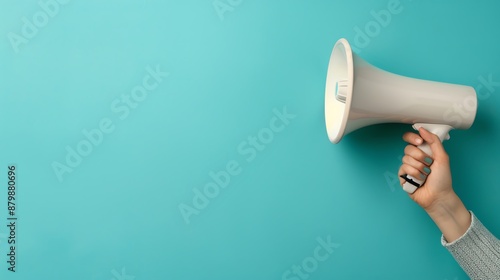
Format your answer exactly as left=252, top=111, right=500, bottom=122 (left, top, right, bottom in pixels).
left=1, top=1, right=499, bottom=279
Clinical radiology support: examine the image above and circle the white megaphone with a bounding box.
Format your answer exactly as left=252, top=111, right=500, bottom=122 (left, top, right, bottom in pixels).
left=325, top=38, right=477, bottom=194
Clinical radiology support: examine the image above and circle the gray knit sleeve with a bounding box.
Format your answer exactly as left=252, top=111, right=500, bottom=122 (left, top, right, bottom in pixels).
left=442, top=211, right=500, bottom=279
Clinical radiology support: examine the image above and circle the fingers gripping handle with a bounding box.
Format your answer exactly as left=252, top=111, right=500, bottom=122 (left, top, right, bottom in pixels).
left=402, top=123, right=454, bottom=194
left=402, top=142, right=432, bottom=194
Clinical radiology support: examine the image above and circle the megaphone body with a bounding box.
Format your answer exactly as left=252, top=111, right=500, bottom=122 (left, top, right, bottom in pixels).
left=325, top=38, right=477, bottom=193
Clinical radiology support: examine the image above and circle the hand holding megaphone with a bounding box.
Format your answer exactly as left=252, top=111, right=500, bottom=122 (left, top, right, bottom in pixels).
left=400, top=124, right=453, bottom=194
left=399, top=126, right=456, bottom=210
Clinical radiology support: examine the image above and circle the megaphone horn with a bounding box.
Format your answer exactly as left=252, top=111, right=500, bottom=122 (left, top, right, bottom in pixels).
left=324, top=38, right=477, bottom=194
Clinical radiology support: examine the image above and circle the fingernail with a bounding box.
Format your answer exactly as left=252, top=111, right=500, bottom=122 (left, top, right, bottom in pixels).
left=416, top=138, right=423, bottom=145
left=419, top=173, right=426, bottom=180
left=424, top=167, right=431, bottom=174
left=424, top=157, right=433, bottom=164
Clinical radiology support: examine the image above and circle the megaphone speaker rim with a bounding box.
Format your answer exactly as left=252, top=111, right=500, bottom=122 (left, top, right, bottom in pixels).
left=324, top=38, right=354, bottom=143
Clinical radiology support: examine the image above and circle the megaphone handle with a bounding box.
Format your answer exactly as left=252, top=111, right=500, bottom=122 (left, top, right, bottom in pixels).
left=402, top=123, right=454, bottom=194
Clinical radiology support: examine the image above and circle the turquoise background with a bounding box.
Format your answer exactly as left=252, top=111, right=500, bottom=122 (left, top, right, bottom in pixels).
left=1, top=0, right=499, bottom=279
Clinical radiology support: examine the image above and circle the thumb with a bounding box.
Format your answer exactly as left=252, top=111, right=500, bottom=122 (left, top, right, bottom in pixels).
left=418, top=127, right=448, bottom=161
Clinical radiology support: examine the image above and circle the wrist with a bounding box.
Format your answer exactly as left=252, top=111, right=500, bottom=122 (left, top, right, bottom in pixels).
left=424, top=190, right=460, bottom=215
left=424, top=191, right=471, bottom=242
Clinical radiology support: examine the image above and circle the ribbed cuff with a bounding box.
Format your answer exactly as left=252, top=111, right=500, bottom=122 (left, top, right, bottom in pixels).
left=442, top=211, right=500, bottom=279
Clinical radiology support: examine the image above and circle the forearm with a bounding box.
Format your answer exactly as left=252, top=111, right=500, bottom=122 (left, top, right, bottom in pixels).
left=424, top=192, right=471, bottom=242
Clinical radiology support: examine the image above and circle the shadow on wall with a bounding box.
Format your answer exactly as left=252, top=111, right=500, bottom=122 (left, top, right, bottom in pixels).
left=469, top=108, right=495, bottom=137
left=341, top=123, right=409, bottom=159
left=334, top=123, right=409, bottom=193
left=446, top=107, right=495, bottom=195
